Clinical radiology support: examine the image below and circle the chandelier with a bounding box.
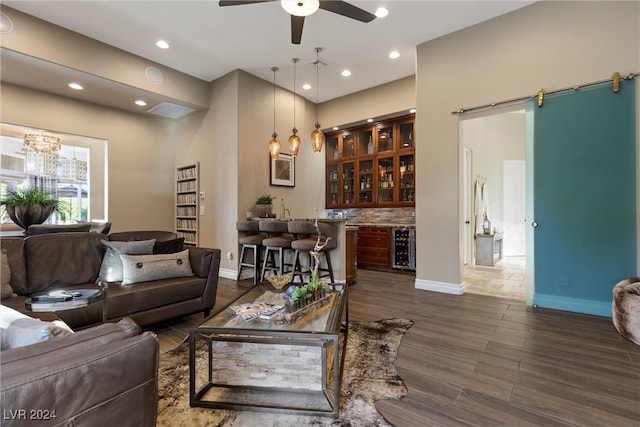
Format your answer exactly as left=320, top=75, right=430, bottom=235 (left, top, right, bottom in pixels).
left=23, top=133, right=62, bottom=154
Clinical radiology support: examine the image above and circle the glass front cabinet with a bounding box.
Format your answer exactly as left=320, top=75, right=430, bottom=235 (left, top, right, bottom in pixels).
left=325, top=114, right=415, bottom=208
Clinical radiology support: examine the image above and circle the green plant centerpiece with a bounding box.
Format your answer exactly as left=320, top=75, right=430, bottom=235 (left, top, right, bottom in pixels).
left=255, top=193, right=276, bottom=218
left=0, top=187, right=60, bottom=230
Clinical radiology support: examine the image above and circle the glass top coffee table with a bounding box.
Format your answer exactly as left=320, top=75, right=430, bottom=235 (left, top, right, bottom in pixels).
left=189, top=283, right=348, bottom=417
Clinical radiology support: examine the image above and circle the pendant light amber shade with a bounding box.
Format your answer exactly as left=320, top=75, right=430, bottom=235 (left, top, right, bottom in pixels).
left=288, top=130, right=301, bottom=156
left=269, top=133, right=281, bottom=160
left=311, top=47, right=324, bottom=153
left=269, top=67, right=279, bottom=159
left=289, top=58, right=300, bottom=157
left=311, top=124, right=324, bottom=152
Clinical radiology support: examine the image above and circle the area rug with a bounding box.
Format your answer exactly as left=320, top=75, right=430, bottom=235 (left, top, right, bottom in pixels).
left=157, top=318, right=413, bottom=426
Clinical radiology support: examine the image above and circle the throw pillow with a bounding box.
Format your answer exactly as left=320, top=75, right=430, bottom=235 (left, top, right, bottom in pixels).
left=98, top=239, right=156, bottom=283
left=1, top=250, right=16, bottom=300
left=0, top=305, right=73, bottom=350
left=120, top=249, right=193, bottom=285
left=153, top=237, right=185, bottom=254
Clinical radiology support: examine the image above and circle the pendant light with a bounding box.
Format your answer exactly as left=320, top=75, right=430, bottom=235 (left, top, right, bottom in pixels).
left=269, top=67, right=281, bottom=160
left=311, top=47, right=325, bottom=153
left=288, top=58, right=301, bottom=157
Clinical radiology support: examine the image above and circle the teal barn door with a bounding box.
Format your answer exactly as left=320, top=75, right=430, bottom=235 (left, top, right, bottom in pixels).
left=527, top=79, right=636, bottom=316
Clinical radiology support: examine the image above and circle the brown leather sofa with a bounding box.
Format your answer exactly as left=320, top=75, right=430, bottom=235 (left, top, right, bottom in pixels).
left=1, top=318, right=158, bottom=427
left=0, top=230, right=221, bottom=329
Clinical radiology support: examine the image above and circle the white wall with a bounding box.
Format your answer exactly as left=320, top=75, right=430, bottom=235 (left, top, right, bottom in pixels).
left=415, top=1, right=639, bottom=292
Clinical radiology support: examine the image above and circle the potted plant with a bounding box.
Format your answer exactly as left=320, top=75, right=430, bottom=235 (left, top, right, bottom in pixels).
left=0, top=187, right=59, bottom=230
left=255, top=193, right=276, bottom=218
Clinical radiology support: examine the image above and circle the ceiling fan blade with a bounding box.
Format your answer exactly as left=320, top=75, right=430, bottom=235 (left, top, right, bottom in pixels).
left=291, top=15, right=304, bottom=45
left=319, top=1, right=376, bottom=23
left=219, top=0, right=276, bottom=6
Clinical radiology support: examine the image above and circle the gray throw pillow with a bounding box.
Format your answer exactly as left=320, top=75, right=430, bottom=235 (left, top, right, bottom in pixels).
left=98, top=239, right=155, bottom=283
left=120, top=249, right=193, bottom=285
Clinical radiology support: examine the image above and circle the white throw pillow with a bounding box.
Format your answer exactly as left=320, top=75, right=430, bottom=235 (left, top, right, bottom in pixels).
left=0, top=305, right=73, bottom=350
left=120, top=249, right=193, bottom=285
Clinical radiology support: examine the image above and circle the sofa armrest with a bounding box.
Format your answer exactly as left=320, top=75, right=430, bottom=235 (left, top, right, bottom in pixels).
left=1, top=319, right=158, bottom=427
left=188, top=247, right=221, bottom=312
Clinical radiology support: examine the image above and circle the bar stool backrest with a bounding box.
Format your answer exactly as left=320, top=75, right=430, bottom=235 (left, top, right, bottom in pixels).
left=236, top=220, right=260, bottom=234
left=258, top=220, right=289, bottom=237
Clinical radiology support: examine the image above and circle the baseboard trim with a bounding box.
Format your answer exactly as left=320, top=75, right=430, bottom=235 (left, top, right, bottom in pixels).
left=219, top=268, right=236, bottom=280
left=415, top=278, right=466, bottom=295
left=533, top=293, right=611, bottom=318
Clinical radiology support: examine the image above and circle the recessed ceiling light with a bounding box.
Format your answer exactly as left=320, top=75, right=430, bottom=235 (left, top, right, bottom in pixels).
left=367, top=118, right=373, bottom=123
left=156, top=40, right=169, bottom=49
left=302, top=83, right=311, bottom=90
left=341, top=69, right=351, bottom=77
left=332, top=126, right=339, bottom=131
left=135, top=100, right=147, bottom=106
left=409, top=108, right=416, bottom=113
left=375, top=7, right=389, bottom=18
left=389, top=50, right=400, bottom=59
left=68, top=83, right=84, bottom=90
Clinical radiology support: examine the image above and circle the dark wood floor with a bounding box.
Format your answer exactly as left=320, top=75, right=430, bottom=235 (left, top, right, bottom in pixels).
left=151, top=269, right=640, bottom=426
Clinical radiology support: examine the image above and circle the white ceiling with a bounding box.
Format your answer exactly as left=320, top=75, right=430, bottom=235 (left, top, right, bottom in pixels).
left=3, top=1, right=535, bottom=104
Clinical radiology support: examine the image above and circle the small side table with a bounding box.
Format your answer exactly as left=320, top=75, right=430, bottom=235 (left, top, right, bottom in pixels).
left=25, top=284, right=108, bottom=323
left=474, top=232, right=504, bottom=266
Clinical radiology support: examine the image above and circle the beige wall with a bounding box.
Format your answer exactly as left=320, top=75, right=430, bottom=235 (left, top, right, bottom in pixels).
left=319, top=75, right=415, bottom=129
left=174, top=70, right=326, bottom=276
left=415, top=1, right=639, bottom=291
left=0, top=83, right=176, bottom=232
left=1, top=7, right=209, bottom=109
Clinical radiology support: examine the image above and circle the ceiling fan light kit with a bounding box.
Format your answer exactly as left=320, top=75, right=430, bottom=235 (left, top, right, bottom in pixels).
left=281, top=0, right=319, bottom=17
left=219, top=0, right=376, bottom=44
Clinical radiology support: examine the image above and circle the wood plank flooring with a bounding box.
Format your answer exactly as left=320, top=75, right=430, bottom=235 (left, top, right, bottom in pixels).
left=151, top=269, right=640, bottom=426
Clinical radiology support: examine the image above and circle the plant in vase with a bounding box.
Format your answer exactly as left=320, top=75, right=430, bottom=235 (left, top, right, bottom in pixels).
left=0, top=187, right=61, bottom=230
left=255, top=193, right=276, bottom=218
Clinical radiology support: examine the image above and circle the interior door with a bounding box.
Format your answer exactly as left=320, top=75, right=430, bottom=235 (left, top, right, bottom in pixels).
left=528, top=79, right=636, bottom=316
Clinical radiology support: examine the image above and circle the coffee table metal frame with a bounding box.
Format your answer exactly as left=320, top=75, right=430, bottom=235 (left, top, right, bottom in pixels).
left=189, top=283, right=348, bottom=417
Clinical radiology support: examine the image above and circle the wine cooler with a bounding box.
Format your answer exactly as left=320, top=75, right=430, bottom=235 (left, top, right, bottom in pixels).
left=392, top=228, right=416, bottom=271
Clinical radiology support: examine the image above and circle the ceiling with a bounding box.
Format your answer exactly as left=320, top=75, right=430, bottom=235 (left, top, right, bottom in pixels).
left=3, top=1, right=535, bottom=105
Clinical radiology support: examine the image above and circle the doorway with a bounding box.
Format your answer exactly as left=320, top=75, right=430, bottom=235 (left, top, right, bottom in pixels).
left=460, top=107, right=526, bottom=300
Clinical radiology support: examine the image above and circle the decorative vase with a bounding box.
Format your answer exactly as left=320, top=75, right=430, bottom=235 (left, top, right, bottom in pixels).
left=255, top=203, right=273, bottom=218
left=6, top=203, right=56, bottom=230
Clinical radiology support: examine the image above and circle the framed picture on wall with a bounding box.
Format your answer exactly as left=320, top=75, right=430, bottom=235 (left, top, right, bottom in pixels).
left=270, top=152, right=295, bottom=187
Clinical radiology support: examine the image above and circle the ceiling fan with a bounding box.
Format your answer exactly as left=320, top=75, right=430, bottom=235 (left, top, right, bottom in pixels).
left=219, top=0, right=376, bottom=44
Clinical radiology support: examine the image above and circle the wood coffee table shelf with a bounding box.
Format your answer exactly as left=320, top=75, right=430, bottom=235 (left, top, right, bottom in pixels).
left=189, top=283, right=348, bottom=417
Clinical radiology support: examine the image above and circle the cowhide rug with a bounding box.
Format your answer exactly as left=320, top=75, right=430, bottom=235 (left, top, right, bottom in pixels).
left=157, top=318, right=413, bottom=426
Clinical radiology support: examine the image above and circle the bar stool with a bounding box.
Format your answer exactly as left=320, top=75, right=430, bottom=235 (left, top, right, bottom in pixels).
left=288, top=221, right=337, bottom=285
left=236, top=220, right=264, bottom=285
left=259, top=220, right=294, bottom=281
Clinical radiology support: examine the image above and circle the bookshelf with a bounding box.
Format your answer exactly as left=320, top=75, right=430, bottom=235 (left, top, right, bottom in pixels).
left=176, top=163, right=199, bottom=246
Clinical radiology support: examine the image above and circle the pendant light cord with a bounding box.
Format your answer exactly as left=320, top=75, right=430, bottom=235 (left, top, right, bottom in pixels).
left=292, top=58, right=298, bottom=131
left=271, top=66, right=277, bottom=136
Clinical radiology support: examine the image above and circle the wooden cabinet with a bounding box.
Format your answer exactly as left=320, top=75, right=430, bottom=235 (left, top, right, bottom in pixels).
left=357, top=226, right=391, bottom=270
left=326, top=115, right=414, bottom=208
left=345, top=227, right=358, bottom=283
left=176, top=163, right=199, bottom=246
